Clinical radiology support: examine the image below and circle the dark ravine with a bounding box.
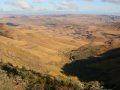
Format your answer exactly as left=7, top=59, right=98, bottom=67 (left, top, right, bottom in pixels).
left=62, top=46, right=120, bottom=90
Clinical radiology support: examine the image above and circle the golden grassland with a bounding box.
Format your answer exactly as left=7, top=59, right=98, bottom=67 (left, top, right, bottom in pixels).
left=0, top=15, right=120, bottom=89
left=0, top=25, right=88, bottom=75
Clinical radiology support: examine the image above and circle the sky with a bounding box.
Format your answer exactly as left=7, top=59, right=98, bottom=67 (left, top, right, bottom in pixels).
left=0, top=0, right=120, bottom=15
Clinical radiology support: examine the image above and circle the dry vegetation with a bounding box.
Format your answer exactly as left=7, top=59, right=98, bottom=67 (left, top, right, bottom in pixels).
left=0, top=15, right=120, bottom=90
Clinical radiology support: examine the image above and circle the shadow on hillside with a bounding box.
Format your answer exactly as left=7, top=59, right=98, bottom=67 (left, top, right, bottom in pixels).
left=6, top=22, right=19, bottom=27
left=62, top=48, right=120, bottom=89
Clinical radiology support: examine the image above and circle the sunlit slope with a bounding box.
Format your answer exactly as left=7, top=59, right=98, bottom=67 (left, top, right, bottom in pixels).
left=0, top=39, right=42, bottom=71
left=0, top=36, right=62, bottom=72
left=0, top=24, right=86, bottom=73
left=10, top=28, right=86, bottom=62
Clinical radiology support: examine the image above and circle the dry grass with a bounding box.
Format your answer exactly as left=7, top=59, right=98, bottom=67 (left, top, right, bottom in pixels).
left=0, top=25, right=86, bottom=74
left=0, top=14, right=119, bottom=80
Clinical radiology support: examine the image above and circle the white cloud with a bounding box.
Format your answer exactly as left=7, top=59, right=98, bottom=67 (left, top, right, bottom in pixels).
left=50, top=1, right=80, bottom=11
left=33, top=0, right=44, bottom=3
left=5, top=0, right=33, bottom=10
left=102, top=0, right=120, bottom=3
left=2, top=0, right=120, bottom=13
left=0, top=8, right=4, bottom=12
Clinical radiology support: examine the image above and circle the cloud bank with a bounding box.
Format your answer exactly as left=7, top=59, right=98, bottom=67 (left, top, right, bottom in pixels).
left=0, top=0, right=119, bottom=15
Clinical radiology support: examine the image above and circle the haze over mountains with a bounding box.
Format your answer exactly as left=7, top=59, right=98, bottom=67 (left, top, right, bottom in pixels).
left=0, top=14, right=120, bottom=90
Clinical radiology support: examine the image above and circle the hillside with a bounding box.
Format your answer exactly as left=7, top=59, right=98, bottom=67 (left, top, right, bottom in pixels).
left=62, top=44, right=120, bottom=90
left=0, top=62, right=84, bottom=90
left=0, top=15, right=120, bottom=90
left=0, top=22, right=83, bottom=73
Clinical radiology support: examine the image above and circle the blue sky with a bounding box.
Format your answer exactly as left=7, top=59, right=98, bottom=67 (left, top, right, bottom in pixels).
left=0, top=0, right=120, bottom=15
